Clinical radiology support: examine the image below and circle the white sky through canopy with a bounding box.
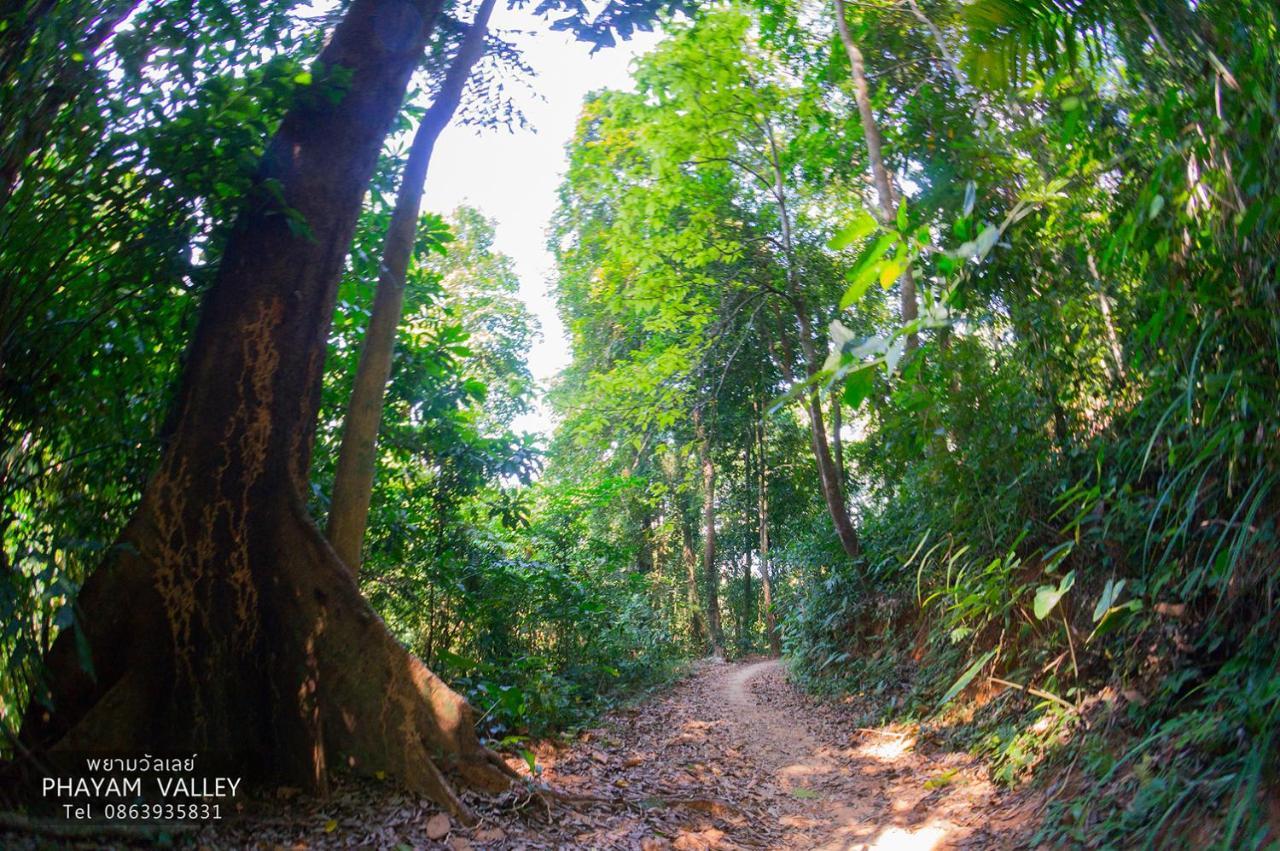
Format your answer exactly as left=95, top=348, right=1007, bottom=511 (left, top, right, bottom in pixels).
left=426, top=5, right=662, bottom=439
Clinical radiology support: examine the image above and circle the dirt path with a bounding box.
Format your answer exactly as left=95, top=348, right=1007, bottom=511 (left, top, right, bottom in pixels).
left=515, top=658, right=1036, bottom=849
left=61, top=658, right=1035, bottom=849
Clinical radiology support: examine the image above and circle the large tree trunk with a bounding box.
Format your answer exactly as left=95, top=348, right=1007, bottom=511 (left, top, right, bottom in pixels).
left=755, top=403, right=781, bottom=657
left=833, top=0, right=918, bottom=350
left=695, top=408, right=724, bottom=656
left=327, top=0, right=496, bottom=573
left=19, top=0, right=513, bottom=822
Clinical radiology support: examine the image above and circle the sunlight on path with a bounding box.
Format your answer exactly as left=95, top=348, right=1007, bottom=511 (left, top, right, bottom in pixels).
left=713, top=659, right=1021, bottom=850
left=523, top=658, right=1032, bottom=848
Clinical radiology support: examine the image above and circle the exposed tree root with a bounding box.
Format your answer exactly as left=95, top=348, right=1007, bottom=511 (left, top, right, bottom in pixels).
left=20, top=488, right=513, bottom=825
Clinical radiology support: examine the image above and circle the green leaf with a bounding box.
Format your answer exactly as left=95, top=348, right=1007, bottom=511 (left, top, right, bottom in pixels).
left=840, top=266, right=878, bottom=309
left=879, top=255, right=905, bottom=289
left=896, top=198, right=909, bottom=231
left=843, top=367, right=875, bottom=411
left=829, top=211, right=877, bottom=249
left=1091, top=579, right=1125, bottom=623
left=1148, top=194, right=1164, bottom=219
left=1033, top=570, right=1076, bottom=620
left=936, top=649, right=996, bottom=710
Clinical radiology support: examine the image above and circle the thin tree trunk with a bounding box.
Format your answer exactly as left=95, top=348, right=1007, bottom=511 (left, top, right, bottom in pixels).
left=21, top=0, right=515, bottom=822
left=831, top=392, right=844, bottom=488
left=833, top=0, right=918, bottom=350
left=1087, top=251, right=1127, bottom=383
left=902, top=0, right=989, bottom=131
left=327, top=0, right=496, bottom=573
left=755, top=402, right=781, bottom=657
left=680, top=509, right=706, bottom=648
left=695, top=406, right=724, bottom=656
left=763, top=128, right=862, bottom=561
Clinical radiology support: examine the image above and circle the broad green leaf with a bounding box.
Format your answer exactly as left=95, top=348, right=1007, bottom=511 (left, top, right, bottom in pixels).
left=880, top=255, right=905, bottom=289
left=843, top=367, right=875, bottom=411
left=840, top=268, right=878, bottom=309
left=1033, top=570, right=1076, bottom=619
left=829, top=211, right=877, bottom=249
left=1091, top=578, right=1125, bottom=622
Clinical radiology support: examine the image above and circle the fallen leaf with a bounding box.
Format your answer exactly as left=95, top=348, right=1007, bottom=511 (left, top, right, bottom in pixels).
left=473, top=827, right=506, bottom=842
left=426, top=813, right=451, bottom=840
left=623, top=755, right=644, bottom=768
left=448, top=838, right=472, bottom=851
left=924, top=769, right=958, bottom=790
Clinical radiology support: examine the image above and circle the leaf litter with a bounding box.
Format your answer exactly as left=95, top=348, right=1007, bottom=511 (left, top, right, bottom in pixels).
left=4, top=659, right=1039, bottom=849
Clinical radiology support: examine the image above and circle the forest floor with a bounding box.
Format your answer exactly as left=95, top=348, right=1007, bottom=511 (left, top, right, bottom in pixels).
left=5, top=659, right=1042, bottom=849
left=205, top=657, right=1040, bottom=849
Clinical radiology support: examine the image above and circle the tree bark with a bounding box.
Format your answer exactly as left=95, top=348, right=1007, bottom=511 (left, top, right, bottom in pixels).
left=833, top=0, right=918, bottom=350
left=755, top=402, right=781, bottom=657
left=327, top=0, right=496, bottom=574
left=694, top=407, right=724, bottom=656
left=19, top=0, right=514, bottom=822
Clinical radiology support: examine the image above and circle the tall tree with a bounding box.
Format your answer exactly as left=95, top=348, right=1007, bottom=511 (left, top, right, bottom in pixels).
left=327, top=0, right=498, bottom=574
left=19, top=0, right=515, bottom=819
left=696, top=406, right=725, bottom=656
left=755, top=400, right=781, bottom=656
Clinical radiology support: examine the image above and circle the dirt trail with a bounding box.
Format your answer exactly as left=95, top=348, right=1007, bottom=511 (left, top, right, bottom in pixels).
left=62, top=658, right=1036, bottom=849
left=521, top=658, right=1036, bottom=849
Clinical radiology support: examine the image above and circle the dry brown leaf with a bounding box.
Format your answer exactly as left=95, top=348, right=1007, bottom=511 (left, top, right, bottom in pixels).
left=426, top=812, right=452, bottom=840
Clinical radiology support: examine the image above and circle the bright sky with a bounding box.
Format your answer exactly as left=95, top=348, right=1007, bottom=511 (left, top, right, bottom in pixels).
left=425, top=7, right=662, bottom=438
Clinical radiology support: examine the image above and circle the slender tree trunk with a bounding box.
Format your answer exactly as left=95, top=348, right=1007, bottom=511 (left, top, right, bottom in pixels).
left=763, top=130, right=862, bottom=561
left=833, top=0, right=918, bottom=350
left=755, top=403, right=781, bottom=657
left=679, top=509, right=706, bottom=648
left=20, top=0, right=515, bottom=822
left=695, top=407, right=724, bottom=656
left=327, top=0, right=496, bottom=573
left=636, top=509, right=655, bottom=573
left=831, top=392, right=844, bottom=488
left=1087, top=251, right=1127, bottom=384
